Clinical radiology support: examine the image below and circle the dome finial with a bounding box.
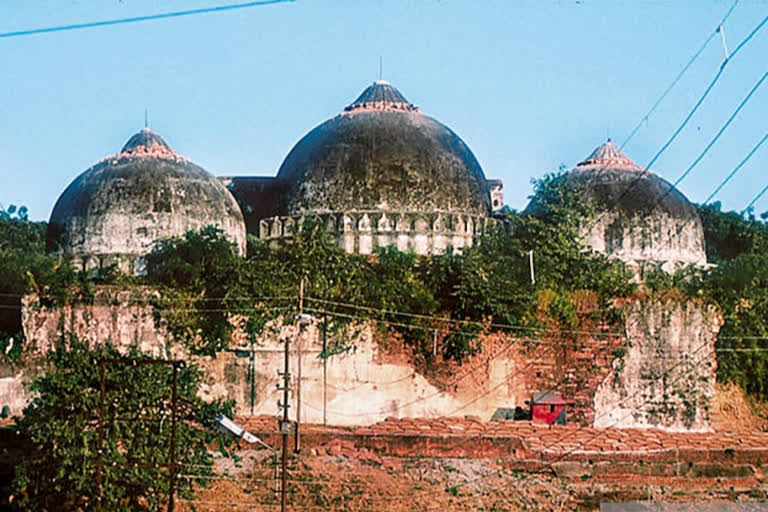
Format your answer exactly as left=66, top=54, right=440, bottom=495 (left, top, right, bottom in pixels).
left=144, top=108, right=149, bottom=130
left=345, top=80, right=415, bottom=113
left=577, top=139, right=641, bottom=172
left=120, top=127, right=174, bottom=155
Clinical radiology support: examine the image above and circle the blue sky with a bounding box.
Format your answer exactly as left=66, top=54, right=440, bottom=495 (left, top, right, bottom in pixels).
left=0, top=0, right=766, bottom=220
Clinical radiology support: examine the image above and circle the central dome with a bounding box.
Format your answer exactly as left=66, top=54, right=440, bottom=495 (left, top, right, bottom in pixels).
left=276, top=81, right=491, bottom=216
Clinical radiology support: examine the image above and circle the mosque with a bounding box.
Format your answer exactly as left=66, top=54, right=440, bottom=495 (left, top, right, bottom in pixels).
left=46, top=80, right=707, bottom=273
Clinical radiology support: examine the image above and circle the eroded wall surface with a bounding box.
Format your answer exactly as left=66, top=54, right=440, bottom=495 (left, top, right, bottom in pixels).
left=14, top=289, right=721, bottom=430
left=195, top=328, right=532, bottom=425
left=592, top=299, right=721, bottom=431
left=21, top=289, right=170, bottom=357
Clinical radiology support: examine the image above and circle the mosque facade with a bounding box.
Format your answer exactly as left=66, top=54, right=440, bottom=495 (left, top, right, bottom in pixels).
left=47, top=80, right=706, bottom=272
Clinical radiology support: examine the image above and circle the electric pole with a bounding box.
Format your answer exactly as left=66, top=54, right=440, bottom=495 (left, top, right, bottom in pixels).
left=277, top=335, right=291, bottom=512
left=322, top=314, right=327, bottom=426
left=295, top=278, right=304, bottom=453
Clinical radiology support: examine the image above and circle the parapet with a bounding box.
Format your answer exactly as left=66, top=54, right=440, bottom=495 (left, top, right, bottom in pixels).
left=258, top=211, right=496, bottom=255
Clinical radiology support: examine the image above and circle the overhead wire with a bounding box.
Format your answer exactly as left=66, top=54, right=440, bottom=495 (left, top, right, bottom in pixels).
left=619, top=0, right=740, bottom=149
left=742, top=173, right=768, bottom=214
left=304, top=296, right=624, bottom=338
left=580, top=13, right=768, bottom=237
left=703, top=132, right=768, bottom=204
left=660, top=70, right=768, bottom=200
left=0, top=0, right=296, bottom=39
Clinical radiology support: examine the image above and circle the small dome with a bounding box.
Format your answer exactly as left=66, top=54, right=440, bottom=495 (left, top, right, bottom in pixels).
left=567, top=140, right=700, bottom=220
left=528, top=140, right=706, bottom=267
left=48, top=128, right=246, bottom=271
left=276, top=81, right=490, bottom=216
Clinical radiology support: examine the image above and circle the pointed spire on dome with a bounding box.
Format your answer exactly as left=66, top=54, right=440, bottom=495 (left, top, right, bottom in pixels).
left=576, top=139, right=642, bottom=172
left=344, top=81, right=418, bottom=113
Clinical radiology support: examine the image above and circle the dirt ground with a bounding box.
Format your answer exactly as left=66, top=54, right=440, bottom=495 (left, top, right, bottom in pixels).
left=176, top=446, right=768, bottom=512
left=176, top=385, right=768, bottom=511
left=710, top=382, right=768, bottom=433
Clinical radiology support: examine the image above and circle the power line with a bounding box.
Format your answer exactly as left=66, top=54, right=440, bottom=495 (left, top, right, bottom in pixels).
left=662, top=70, right=768, bottom=197
left=0, top=0, right=296, bottom=39
left=625, top=133, right=768, bottom=264
left=581, top=13, right=768, bottom=236
left=304, top=296, right=624, bottom=338
left=704, top=132, right=768, bottom=204
left=4, top=297, right=768, bottom=341
left=619, top=0, right=740, bottom=150
left=742, top=176, right=768, bottom=215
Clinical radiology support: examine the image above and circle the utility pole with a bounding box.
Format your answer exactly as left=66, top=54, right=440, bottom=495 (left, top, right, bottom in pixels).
left=168, top=363, right=178, bottom=512
left=322, top=314, right=327, bottom=426
left=97, top=360, right=106, bottom=512
left=250, top=338, right=256, bottom=416
left=278, top=335, right=291, bottom=512
left=295, top=278, right=304, bottom=453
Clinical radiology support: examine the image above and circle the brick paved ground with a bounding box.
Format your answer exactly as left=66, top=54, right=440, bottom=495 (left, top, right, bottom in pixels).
left=238, top=415, right=768, bottom=463
left=179, top=417, right=768, bottom=511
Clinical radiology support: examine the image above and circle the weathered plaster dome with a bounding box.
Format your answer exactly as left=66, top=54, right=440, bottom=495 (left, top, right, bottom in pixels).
left=276, top=81, right=491, bottom=216
left=48, top=128, right=246, bottom=272
left=530, top=140, right=706, bottom=268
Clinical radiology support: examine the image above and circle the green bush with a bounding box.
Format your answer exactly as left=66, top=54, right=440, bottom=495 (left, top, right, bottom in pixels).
left=11, top=341, right=232, bottom=511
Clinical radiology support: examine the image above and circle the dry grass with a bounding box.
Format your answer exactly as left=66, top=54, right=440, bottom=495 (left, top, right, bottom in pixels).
left=710, top=381, right=768, bottom=432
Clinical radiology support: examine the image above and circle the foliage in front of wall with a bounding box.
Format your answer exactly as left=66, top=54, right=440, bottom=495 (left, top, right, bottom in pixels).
left=138, top=173, right=635, bottom=365
left=11, top=340, right=234, bottom=511
left=10, top=185, right=768, bottom=397
left=0, top=206, right=86, bottom=362
left=1, top=177, right=638, bottom=367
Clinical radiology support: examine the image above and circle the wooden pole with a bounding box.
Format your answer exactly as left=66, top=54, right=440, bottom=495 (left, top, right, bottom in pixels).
left=322, top=315, right=327, bottom=426
left=250, top=340, right=256, bottom=416
left=97, top=360, right=105, bottom=512
left=280, top=336, right=290, bottom=512
left=168, top=364, right=178, bottom=512
left=295, top=278, right=304, bottom=453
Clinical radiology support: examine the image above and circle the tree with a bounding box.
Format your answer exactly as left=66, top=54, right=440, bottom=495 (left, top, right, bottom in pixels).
left=697, top=202, right=768, bottom=263
left=698, top=253, right=768, bottom=398
left=11, top=341, right=231, bottom=511
left=145, top=226, right=247, bottom=355
left=0, top=208, right=77, bottom=358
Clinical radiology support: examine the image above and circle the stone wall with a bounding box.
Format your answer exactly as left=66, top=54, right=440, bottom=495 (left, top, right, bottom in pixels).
left=13, top=289, right=720, bottom=431
left=21, top=288, right=171, bottom=357
left=196, top=328, right=534, bottom=426
left=259, top=211, right=494, bottom=255
left=592, top=298, right=721, bottom=431
left=0, top=372, right=30, bottom=416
